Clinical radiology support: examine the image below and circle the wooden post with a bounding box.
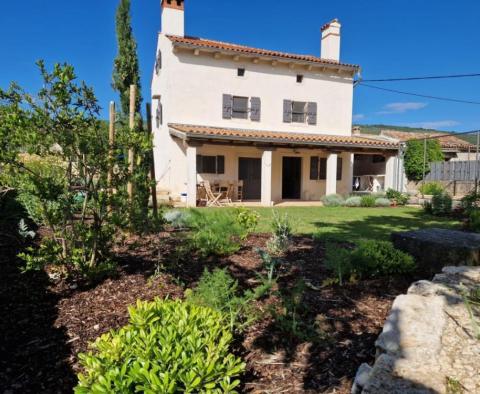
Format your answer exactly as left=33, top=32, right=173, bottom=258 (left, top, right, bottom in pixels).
left=107, top=101, right=116, bottom=190
left=127, top=85, right=136, bottom=202
left=146, top=103, right=158, bottom=218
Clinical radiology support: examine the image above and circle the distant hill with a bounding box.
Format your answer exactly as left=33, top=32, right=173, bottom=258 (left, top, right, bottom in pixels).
left=354, top=124, right=476, bottom=144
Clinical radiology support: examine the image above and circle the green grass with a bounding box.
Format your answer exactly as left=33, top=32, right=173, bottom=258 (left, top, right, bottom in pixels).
left=198, top=206, right=460, bottom=241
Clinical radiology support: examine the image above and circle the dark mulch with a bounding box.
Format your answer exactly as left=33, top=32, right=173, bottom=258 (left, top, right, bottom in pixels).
left=1, top=230, right=415, bottom=394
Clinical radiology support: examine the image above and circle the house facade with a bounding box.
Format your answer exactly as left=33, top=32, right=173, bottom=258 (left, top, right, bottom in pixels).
left=151, top=0, right=399, bottom=206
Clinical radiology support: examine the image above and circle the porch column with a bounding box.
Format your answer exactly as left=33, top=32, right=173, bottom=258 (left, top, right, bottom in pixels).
left=261, top=149, right=273, bottom=206
left=186, top=145, right=197, bottom=207
left=345, top=153, right=354, bottom=194
left=326, top=153, right=338, bottom=195
left=385, top=155, right=396, bottom=191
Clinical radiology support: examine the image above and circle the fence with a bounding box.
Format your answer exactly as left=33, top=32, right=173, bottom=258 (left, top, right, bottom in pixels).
left=426, top=161, right=480, bottom=182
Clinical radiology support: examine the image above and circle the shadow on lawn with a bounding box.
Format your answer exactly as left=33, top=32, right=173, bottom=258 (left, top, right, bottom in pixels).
left=311, top=209, right=458, bottom=241
left=0, top=195, right=75, bottom=393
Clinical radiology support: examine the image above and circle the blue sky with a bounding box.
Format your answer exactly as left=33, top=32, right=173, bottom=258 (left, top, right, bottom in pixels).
left=1, top=0, right=479, bottom=132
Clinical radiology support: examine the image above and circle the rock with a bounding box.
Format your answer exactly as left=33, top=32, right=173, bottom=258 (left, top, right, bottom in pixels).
left=392, top=229, right=480, bottom=274
left=351, top=363, right=372, bottom=394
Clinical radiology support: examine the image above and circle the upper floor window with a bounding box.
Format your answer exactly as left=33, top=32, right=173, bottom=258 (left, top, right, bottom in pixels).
left=155, top=102, right=163, bottom=128
left=155, top=50, right=162, bottom=75
left=222, top=94, right=261, bottom=121
left=232, top=96, right=249, bottom=119
left=283, top=100, right=317, bottom=125
left=296, top=74, right=304, bottom=83
left=237, top=68, right=246, bottom=77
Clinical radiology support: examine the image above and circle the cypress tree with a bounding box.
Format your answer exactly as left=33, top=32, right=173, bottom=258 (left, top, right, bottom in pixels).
left=113, top=0, right=142, bottom=114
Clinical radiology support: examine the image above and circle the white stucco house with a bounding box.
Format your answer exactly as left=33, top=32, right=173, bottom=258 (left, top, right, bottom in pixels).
left=151, top=0, right=400, bottom=206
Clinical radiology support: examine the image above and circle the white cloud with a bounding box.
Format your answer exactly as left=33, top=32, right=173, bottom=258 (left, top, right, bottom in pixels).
left=378, top=102, right=428, bottom=115
left=353, top=114, right=365, bottom=121
left=406, top=120, right=460, bottom=130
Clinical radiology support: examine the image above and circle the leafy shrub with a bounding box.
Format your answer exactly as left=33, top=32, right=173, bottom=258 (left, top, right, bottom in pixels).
left=234, top=208, right=260, bottom=239
left=321, top=194, right=345, bottom=207
left=266, top=211, right=293, bottom=256
left=386, top=189, right=409, bottom=206
left=324, top=244, right=353, bottom=285
left=185, top=268, right=255, bottom=332
left=360, top=195, right=377, bottom=208
left=424, top=192, right=452, bottom=216
left=375, top=198, right=392, bottom=207
left=404, top=139, right=444, bottom=181
left=350, top=240, right=416, bottom=278
left=345, top=196, right=362, bottom=207
left=324, top=240, right=415, bottom=283
left=185, top=210, right=244, bottom=257
left=468, top=209, right=480, bottom=233
left=461, top=191, right=480, bottom=215
left=163, top=209, right=191, bottom=229
left=419, top=181, right=444, bottom=196
left=75, top=299, right=245, bottom=393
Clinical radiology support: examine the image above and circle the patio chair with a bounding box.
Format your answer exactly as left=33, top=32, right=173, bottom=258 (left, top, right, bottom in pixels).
left=203, top=181, right=223, bottom=207
left=219, top=183, right=234, bottom=205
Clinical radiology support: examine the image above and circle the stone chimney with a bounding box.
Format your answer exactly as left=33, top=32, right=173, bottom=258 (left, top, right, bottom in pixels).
left=321, top=19, right=341, bottom=61
left=161, top=0, right=185, bottom=37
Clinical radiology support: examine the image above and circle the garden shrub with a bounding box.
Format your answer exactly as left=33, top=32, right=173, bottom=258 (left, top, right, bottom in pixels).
left=461, top=191, right=480, bottom=214
left=419, top=181, right=444, bottom=196
left=404, top=139, right=444, bottom=181
left=360, top=195, right=376, bottom=208
left=375, top=198, right=392, bottom=207
left=386, top=189, right=409, bottom=205
left=345, top=196, right=362, bottom=207
left=185, top=268, right=256, bottom=332
left=424, top=192, right=453, bottom=216
left=185, top=210, right=244, bottom=257
left=266, top=211, right=293, bottom=256
left=234, top=208, right=260, bottom=239
left=324, top=243, right=353, bottom=285
left=75, top=299, right=245, bottom=393
left=350, top=240, right=416, bottom=278
left=321, top=194, right=345, bottom=207
left=468, top=210, right=480, bottom=233
left=163, top=209, right=191, bottom=229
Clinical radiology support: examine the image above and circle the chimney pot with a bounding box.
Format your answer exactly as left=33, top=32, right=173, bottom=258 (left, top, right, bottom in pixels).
left=321, top=19, right=341, bottom=61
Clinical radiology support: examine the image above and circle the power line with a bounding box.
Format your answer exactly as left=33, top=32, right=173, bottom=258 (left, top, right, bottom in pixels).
left=358, top=83, right=480, bottom=105
left=359, top=72, right=480, bottom=82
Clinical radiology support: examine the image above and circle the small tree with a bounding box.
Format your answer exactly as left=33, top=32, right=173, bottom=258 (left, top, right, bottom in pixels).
left=404, top=139, right=444, bottom=181
left=0, top=62, right=150, bottom=278
left=112, top=0, right=142, bottom=114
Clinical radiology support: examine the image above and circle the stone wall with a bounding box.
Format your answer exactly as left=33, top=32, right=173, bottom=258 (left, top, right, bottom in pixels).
left=353, top=267, right=480, bottom=394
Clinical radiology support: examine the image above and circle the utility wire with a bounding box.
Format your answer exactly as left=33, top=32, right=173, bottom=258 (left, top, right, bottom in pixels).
left=358, top=83, right=480, bottom=105
left=359, top=72, right=480, bottom=82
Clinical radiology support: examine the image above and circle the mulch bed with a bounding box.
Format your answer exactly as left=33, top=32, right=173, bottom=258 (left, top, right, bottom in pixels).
left=0, top=230, right=415, bottom=394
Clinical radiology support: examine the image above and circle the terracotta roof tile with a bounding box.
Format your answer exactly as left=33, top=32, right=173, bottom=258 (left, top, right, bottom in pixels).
left=167, top=35, right=360, bottom=70
left=381, top=130, right=474, bottom=151
left=169, top=124, right=399, bottom=150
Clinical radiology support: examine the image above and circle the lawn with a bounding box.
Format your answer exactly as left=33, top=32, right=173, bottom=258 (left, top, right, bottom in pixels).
left=202, top=206, right=460, bottom=241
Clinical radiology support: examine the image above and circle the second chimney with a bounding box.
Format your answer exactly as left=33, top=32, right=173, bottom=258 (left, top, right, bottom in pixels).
left=321, top=19, right=341, bottom=61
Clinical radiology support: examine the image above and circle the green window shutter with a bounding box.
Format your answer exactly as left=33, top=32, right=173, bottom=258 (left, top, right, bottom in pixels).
left=217, top=156, right=225, bottom=174
left=337, top=157, right=343, bottom=180
left=319, top=158, right=327, bottom=180
left=310, top=157, right=319, bottom=180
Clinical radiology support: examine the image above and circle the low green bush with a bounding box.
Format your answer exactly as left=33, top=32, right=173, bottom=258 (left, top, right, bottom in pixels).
left=351, top=240, right=416, bottom=278
left=419, top=181, right=444, bottom=196
left=321, top=194, right=345, bottom=207
left=468, top=209, right=480, bottom=233
left=185, top=268, right=256, bottom=332
left=234, top=208, right=260, bottom=239
left=75, top=299, right=245, bottom=393
left=185, top=210, right=244, bottom=257
left=266, top=211, right=293, bottom=256
left=163, top=209, right=191, bottom=229
left=386, top=189, right=409, bottom=206
left=324, top=240, right=416, bottom=283
left=461, top=191, right=480, bottom=215
left=345, top=196, right=362, bottom=207
left=424, top=192, right=452, bottom=216
left=375, top=198, right=392, bottom=207
left=360, top=195, right=377, bottom=208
